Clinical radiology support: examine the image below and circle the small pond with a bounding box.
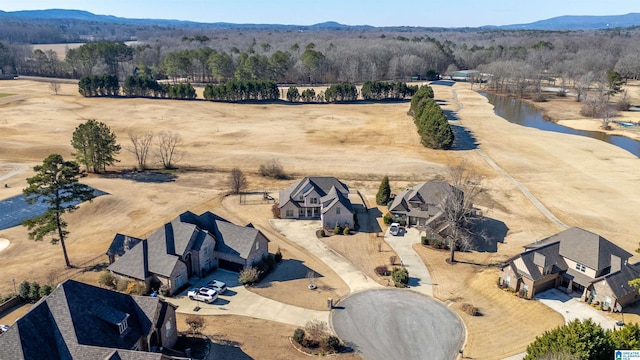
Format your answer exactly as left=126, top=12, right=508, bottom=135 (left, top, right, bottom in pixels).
left=484, top=93, right=640, bottom=158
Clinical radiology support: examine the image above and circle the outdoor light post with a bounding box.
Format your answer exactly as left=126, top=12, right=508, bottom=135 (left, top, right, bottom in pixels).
left=11, top=278, right=16, bottom=295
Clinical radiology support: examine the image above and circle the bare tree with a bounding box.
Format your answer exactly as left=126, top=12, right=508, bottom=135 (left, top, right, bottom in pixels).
left=185, top=315, right=206, bottom=337
left=304, top=319, right=328, bottom=342
left=443, top=162, right=485, bottom=263
left=127, top=131, right=154, bottom=170
left=49, top=81, right=60, bottom=95
left=156, top=131, right=182, bottom=169
left=228, top=167, right=248, bottom=194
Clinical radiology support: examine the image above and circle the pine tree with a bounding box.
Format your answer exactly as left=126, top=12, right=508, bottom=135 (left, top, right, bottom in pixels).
left=376, top=176, right=391, bottom=205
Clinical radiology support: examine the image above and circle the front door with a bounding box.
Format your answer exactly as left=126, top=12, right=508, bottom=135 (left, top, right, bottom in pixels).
left=307, top=208, right=313, bottom=217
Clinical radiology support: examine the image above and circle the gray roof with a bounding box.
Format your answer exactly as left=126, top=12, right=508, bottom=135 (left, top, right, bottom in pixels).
left=108, top=211, right=266, bottom=280
left=526, top=227, right=632, bottom=272
left=389, top=181, right=462, bottom=219
left=320, top=186, right=354, bottom=215
left=106, top=234, right=142, bottom=257
left=602, top=262, right=640, bottom=298
left=279, top=177, right=349, bottom=208
left=0, top=280, right=167, bottom=360
left=514, top=242, right=567, bottom=281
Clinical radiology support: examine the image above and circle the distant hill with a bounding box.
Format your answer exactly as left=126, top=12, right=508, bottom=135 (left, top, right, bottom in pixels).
left=494, top=13, right=640, bottom=30
left=0, top=8, right=639, bottom=34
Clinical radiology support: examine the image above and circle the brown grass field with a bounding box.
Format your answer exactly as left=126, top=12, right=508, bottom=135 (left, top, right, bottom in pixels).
left=2, top=79, right=640, bottom=358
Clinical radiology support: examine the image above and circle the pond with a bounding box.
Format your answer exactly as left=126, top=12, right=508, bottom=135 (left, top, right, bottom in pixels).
left=484, top=93, right=640, bottom=158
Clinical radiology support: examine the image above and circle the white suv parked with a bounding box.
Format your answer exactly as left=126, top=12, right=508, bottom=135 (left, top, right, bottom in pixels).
left=389, top=223, right=400, bottom=236
left=187, top=287, right=218, bottom=303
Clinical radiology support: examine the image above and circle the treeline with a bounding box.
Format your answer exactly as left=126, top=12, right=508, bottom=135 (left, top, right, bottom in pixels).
left=79, top=74, right=196, bottom=99
left=409, top=85, right=454, bottom=149
left=361, top=81, right=418, bottom=100
left=203, top=80, right=279, bottom=101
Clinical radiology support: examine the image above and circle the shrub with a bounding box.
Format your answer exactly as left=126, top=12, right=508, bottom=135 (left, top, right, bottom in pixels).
left=239, top=267, right=260, bottom=285
left=126, top=281, right=146, bottom=295
left=274, top=247, right=283, bottom=263
left=333, top=225, right=341, bottom=235
left=185, top=315, right=206, bottom=336
left=376, top=176, right=391, bottom=205
left=532, top=93, right=546, bottom=102
left=316, top=229, right=325, bottom=238
left=159, top=284, right=170, bottom=296
left=18, top=281, right=30, bottom=300
left=617, top=97, right=631, bottom=111
left=383, top=212, right=392, bottom=225
left=461, top=303, right=479, bottom=316
left=116, top=277, right=129, bottom=292
left=28, top=283, right=40, bottom=302
left=343, top=226, right=350, bottom=235
left=305, top=320, right=328, bottom=342
left=293, top=328, right=306, bottom=344
left=259, top=159, right=287, bottom=179
left=392, top=267, right=409, bottom=287
left=39, top=284, right=53, bottom=298
left=98, top=271, right=116, bottom=288
left=421, top=235, right=429, bottom=245
left=321, top=335, right=341, bottom=352
left=271, top=203, right=281, bottom=218
left=0, top=293, right=15, bottom=304
left=375, top=265, right=389, bottom=276
left=397, top=218, right=407, bottom=227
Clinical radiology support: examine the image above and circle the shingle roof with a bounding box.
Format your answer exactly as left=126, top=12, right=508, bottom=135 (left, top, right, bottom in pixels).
left=108, top=240, right=149, bottom=280
left=320, top=186, right=354, bottom=214
left=602, top=263, right=640, bottom=298
left=389, top=181, right=462, bottom=219
left=515, top=242, right=567, bottom=281
left=526, top=227, right=633, bottom=272
left=279, top=177, right=349, bottom=208
left=106, top=234, right=142, bottom=257
left=0, top=280, right=166, bottom=360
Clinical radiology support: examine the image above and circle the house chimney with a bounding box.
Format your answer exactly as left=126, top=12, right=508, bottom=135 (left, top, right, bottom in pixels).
left=611, top=255, right=622, bottom=274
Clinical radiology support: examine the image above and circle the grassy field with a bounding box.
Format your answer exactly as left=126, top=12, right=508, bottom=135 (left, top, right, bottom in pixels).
left=0, top=93, right=12, bottom=98
left=1, top=79, right=640, bottom=358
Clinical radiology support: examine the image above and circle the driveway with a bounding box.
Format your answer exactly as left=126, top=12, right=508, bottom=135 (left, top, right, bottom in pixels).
left=269, top=219, right=382, bottom=292
left=332, top=289, right=464, bottom=360
left=385, top=227, right=434, bottom=297
left=164, top=269, right=329, bottom=327
left=535, top=288, right=617, bottom=329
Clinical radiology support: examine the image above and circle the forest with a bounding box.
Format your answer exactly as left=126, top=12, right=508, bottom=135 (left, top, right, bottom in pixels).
left=1, top=19, right=640, bottom=101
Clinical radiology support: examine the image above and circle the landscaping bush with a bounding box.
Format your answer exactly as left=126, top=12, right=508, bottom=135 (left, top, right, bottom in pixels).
left=293, top=328, right=305, bottom=344
left=397, top=218, right=407, bottom=227
left=239, top=267, right=260, bottom=285
left=375, top=265, right=390, bottom=276
left=39, top=284, right=53, bottom=298
left=275, top=247, right=283, bottom=263
left=343, top=226, right=350, bottom=235
left=461, top=303, right=479, bottom=316
left=159, top=284, right=170, bottom=296
left=126, top=281, right=146, bottom=295
left=98, top=270, right=116, bottom=289
left=333, top=225, right=341, bottom=235
left=316, top=229, right=325, bottom=238
left=0, top=293, right=15, bottom=304
left=116, top=277, right=129, bottom=292
left=321, top=335, right=341, bottom=352
left=392, top=267, right=409, bottom=287
left=18, top=281, right=30, bottom=301
left=28, top=283, right=40, bottom=302
left=271, top=203, right=281, bottom=219
left=383, top=212, right=392, bottom=225
left=305, top=320, right=328, bottom=344
left=259, top=159, right=287, bottom=179
left=421, top=235, right=429, bottom=245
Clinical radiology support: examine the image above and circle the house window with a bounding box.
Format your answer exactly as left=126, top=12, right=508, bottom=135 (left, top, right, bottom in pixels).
left=299, top=195, right=304, bottom=201
left=285, top=209, right=294, bottom=217
left=204, top=246, right=211, bottom=255
left=165, top=318, right=173, bottom=337
left=575, top=263, right=586, bottom=272
left=299, top=208, right=305, bottom=216
left=336, top=207, right=341, bottom=214
left=119, top=315, right=129, bottom=334
left=310, top=198, right=318, bottom=204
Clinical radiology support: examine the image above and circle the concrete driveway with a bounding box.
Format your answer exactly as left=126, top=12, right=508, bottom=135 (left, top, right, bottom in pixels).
left=164, top=269, right=329, bottom=327
left=332, top=289, right=464, bottom=360
left=269, top=219, right=382, bottom=292
left=535, top=288, right=617, bottom=329
left=385, top=227, right=434, bottom=297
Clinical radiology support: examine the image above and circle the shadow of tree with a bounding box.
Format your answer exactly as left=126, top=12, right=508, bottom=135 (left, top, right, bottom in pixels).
left=104, top=170, right=177, bottom=183
left=473, top=217, right=509, bottom=253
left=449, top=124, right=479, bottom=151
left=256, top=259, right=322, bottom=286
left=355, top=208, right=383, bottom=234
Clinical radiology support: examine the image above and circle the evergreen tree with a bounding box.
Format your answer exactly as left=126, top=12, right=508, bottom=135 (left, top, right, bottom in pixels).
left=376, top=176, right=391, bottom=205
left=23, top=154, right=95, bottom=268
left=524, top=319, right=613, bottom=360
left=71, top=119, right=121, bottom=173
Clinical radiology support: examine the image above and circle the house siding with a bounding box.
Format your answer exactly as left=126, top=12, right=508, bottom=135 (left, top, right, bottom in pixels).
left=500, top=264, right=519, bottom=290
left=322, top=206, right=353, bottom=230
left=280, top=202, right=299, bottom=219
left=564, top=258, right=597, bottom=278
left=197, top=234, right=216, bottom=276
left=245, top=233, right=269, bottom=266
left=160, top=305, right=178, bottom=349
left=169, top=262, right=188, bottom=295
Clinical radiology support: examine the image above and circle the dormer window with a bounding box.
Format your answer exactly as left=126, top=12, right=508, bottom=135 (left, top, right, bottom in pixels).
left=118, top=314, right=129, bottom=334
left=336, top=207, right=341, bottom=214
left=310, top=198, right=318, bottom=204
left=299, top=195, right=304, bottom=201
left=575, top=263, right=586, bottom=272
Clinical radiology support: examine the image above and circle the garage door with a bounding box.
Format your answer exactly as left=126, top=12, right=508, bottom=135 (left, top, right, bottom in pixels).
left=218, top=259, right=244, bottom=272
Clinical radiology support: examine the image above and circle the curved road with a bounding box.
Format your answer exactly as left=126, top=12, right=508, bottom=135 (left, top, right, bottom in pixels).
left=332, top=289, right=464, bottom=360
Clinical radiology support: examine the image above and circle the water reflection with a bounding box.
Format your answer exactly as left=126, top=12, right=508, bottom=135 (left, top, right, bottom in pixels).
left=484, top=93, right=640, bottom=158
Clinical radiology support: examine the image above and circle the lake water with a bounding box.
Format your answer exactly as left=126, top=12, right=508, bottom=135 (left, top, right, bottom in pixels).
left=484, top=93, right=640, bottom=158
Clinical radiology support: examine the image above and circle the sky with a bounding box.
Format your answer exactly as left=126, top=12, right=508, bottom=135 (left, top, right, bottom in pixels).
left=0, top=0, right=638, bottom=27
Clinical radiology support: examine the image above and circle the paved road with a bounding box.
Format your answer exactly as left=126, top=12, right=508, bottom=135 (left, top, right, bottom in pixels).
left=449, top=88, right=568, bottom=230
left=269, top=219, right=382, bottom=292
left=165, top=270, right=330, bottom=327
left=332, top=289, right=464, bottom=360
left=384, top=227, right=433, bottom=297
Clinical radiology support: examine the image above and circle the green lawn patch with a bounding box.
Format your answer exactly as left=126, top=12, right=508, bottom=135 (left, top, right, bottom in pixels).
left=0, top=93, right=13, bottom=98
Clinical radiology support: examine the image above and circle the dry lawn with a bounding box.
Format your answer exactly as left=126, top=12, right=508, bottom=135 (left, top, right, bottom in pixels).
left=176, top=314, right=362, bottom=360
left=2, top=79, right=640, bottom=358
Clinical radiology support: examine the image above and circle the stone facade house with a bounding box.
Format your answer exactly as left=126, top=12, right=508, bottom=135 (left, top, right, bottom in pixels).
left=279, top=177, right=355, bottom=230
left=500, top=227, right=640, bottom=309
left=107, top=211, right=269, bottom=295
left=388, top=181, right=462, bottom=229
left=0, top=279, right=178, bottom=359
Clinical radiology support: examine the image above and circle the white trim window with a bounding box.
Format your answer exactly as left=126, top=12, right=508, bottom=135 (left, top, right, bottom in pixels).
left=119, top=315, right=129, bottom=334
left=285, top=209, right=294, bottom=217
left=575, top=263, right=586, bottom=272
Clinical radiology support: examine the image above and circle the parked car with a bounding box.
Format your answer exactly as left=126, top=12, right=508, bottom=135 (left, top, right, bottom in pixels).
left=0, top=325, right=8, bottom=333
left=187, top=287, right=218, bottom=303
left=389, top=223, right=400, bottom=236
left=204, top=279, right=227, bottom=294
